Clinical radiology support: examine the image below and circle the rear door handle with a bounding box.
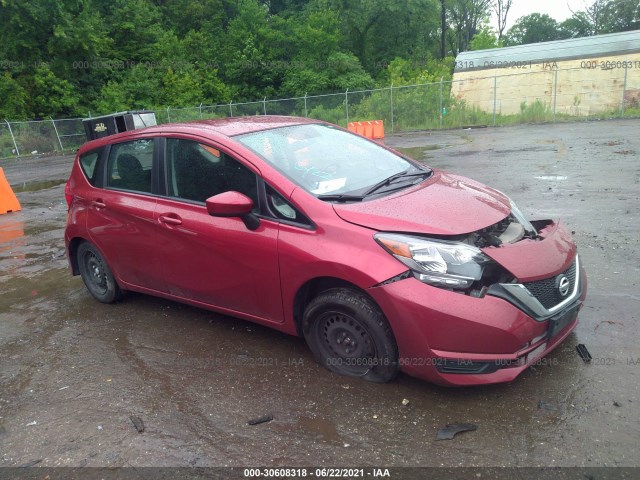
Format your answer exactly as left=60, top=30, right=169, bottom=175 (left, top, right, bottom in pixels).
left=158, top=214, right=183, bottom=226
left=91, top=199, right=106, bottom=209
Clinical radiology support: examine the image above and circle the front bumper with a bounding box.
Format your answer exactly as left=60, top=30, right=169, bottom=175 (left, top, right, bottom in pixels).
left=368, top=222, right=587, bottom=387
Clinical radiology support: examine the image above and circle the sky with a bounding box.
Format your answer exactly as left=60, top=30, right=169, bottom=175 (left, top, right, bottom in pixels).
left=491, top=0, right=591, bottom=31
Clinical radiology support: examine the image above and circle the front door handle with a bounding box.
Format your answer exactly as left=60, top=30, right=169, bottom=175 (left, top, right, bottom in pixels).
left=158, top=214, right=183, bottom=226
left=91, top=199, right=106, bottom=209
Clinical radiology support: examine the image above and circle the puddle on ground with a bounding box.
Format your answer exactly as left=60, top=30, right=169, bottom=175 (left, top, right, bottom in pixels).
left=295, top=416, right=342, bottom=444
left=396, top=145, right=442, bottom=161
left=0, top=219, right=24, bottom=247
left=12, top=179, right=66, bottom=193
left=23, top=224, right=62, bottom=236
left=0, top=267, right=72, bottom=306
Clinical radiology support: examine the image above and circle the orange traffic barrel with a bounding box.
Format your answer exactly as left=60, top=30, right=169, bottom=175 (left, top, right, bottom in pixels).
left=372, top=120, right=385, bottom=139
left=348, top=122, right=367, bottom=136
left=363, top=122, right=374, bottom=138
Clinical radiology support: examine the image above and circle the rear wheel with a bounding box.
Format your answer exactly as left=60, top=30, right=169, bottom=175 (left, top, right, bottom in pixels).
left=77, top=242, right=122, bottom=303
left=302, top=288, right=399, bottom=383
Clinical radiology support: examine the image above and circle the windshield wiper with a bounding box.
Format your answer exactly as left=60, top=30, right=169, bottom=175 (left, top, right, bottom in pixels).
left=316, top=193, right=365, bottom=202
left=362, top=170, right=429, bottom=197
left=317, top=169, right=430, bottom=202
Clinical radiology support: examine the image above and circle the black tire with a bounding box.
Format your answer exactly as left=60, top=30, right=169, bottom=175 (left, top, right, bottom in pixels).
left=302, top=288, right=399, bottom=383
left=77, top=242, right=122, bottom=303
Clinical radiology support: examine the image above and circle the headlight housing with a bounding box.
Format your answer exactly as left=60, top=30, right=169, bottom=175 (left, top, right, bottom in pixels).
left=375, top=233, right=492, bottom=290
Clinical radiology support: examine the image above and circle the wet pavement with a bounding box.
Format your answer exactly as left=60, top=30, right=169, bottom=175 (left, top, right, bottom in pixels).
left=0, top=120, right=639, bottom=470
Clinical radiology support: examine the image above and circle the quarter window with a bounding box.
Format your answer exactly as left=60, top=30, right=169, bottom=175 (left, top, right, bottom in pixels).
left=79, top=147, right=104, bottom=186
left=265, top=184, right=311, bottom=226
left=107, top=139, right=153, bottom=193
left=165, top=138, right=259, bottom=208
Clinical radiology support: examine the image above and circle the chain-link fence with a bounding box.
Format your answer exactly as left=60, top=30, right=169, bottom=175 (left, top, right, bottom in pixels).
left=2, top=64, right=638, bottom=158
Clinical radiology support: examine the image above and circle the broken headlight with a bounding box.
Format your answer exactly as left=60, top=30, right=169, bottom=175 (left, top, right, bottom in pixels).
left=375, top=233, right=492, bottom=290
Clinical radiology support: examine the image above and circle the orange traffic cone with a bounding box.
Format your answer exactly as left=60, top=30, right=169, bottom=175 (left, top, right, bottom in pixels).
left=0, top=167, right=21, bottom=214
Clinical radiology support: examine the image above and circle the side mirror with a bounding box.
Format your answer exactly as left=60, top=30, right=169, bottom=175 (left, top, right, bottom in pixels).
left=206, top=191, right=260, bottom=230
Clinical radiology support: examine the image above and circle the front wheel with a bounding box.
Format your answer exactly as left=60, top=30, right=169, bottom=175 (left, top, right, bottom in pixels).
left=77, top=242, right=122, bottom=303
left=302, top=288, right=399, bottom=383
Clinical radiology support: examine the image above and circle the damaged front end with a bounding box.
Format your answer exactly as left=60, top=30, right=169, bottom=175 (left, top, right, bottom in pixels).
left=374, top=198, right=583, bottom=318
left=374, top=205, right=541, bottom=295
left=368, top=192, right=586, bottom=385
left=455, top=204, right=538, bottom=249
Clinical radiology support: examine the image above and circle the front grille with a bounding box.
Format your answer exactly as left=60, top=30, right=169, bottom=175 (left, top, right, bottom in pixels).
left=523, top=261, right=577, bottom=310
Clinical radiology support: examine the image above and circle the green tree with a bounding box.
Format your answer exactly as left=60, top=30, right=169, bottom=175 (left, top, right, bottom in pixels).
left=159, top=68, right=203, bottom=107
left=159, top=0, right=227, bottom=38
left=603, top=0, right=640, bottom=32
left=559, top=14, right=594, bottom=38
left=218, top=0, right=291, bottom=99
left=102, top=0, right=164, bottom=62
left=505, top=13, right=563, bottom=46
left=29, top=64, right=80, bottom=117
left=447, top=0, right=493, bottom=54
left=92, top=64, right=162, bottom=114
left=0, top=1, right=62, bottom=67
left=0, top=73, right=28, bottom=119
left=262, top=0, right=312, bottom=15
left=576, top=0, right=640, bottom=34
left=386, top=57, right=454, bottom=86
left=366, top=0, right=441, bottom=72
left=493, top=0, right=513, bottom=41
left=469, top=26, right=500, bottom=50
left=0, top=0, right=461, bottom=119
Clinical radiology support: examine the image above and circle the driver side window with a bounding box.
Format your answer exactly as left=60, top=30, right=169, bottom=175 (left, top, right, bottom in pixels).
left=165, top=138, right=259, bottom=208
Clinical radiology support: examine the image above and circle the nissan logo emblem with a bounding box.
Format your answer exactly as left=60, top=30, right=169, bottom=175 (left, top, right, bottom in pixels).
left=557, top=275, right=570, bottom=297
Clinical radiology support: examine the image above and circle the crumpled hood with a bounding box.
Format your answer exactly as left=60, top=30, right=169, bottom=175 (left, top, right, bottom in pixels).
left=332, top=170, right=511, bottom=235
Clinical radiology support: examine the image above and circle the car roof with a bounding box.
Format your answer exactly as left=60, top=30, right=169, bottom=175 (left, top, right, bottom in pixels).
left=78, top=115, right=323, bottom=154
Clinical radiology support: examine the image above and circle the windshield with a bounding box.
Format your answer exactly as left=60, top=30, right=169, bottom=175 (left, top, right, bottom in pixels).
left=236, top=124, right=430, bottom=198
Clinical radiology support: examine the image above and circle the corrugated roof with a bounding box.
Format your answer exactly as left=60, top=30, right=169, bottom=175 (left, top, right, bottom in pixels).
left=454, top=30, right=640, bottom=72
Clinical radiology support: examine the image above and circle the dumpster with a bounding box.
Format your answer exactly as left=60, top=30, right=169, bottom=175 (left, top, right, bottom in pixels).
left=82, top=111, right=157, bottom=141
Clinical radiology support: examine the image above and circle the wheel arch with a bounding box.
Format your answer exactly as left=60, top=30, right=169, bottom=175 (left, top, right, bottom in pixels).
left=292, top=276, right=372, bottom=337
left=67, top=236, right=89, bottom=275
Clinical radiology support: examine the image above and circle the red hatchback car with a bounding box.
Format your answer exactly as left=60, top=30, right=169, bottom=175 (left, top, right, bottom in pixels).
left=64, top=116, right=587, bottom=386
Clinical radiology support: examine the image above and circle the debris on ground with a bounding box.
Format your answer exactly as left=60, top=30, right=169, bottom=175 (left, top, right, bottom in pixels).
left=401, top=398, right=410, bottom=406
left=435, top=423, right=477, bottom=441
left=248, top=414, right=273, bottom=426
left=595, top=320, right=624, bottom=331
left=576, top=344, right=592, bottom=363
left=538, top=400, right=559, bottom=411
left=130, top=415, right=145, bottom=433
left=613, top=401, right=622, bottom=407
left=25, top=421, right=37, bottom=426
left=18, top=459, right=42, bottom=468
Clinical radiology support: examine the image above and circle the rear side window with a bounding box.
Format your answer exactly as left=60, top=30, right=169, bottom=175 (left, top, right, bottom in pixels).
left=107, top=139, right=153, bottom=193
left=79, top=148, right=104, bottom=186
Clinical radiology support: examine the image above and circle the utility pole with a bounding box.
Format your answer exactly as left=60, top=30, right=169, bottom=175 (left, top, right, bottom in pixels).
left=440, top=0, right=447, bottom=58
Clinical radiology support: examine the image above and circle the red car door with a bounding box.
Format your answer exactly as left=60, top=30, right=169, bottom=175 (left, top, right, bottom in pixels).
left=85, top=138, right=165, bottom=292
left=153, top=138, right=283, bottom=323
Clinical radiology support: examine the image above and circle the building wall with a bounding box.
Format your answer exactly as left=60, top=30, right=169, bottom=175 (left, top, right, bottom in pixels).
left=451, top=53, right=640, bottom=116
